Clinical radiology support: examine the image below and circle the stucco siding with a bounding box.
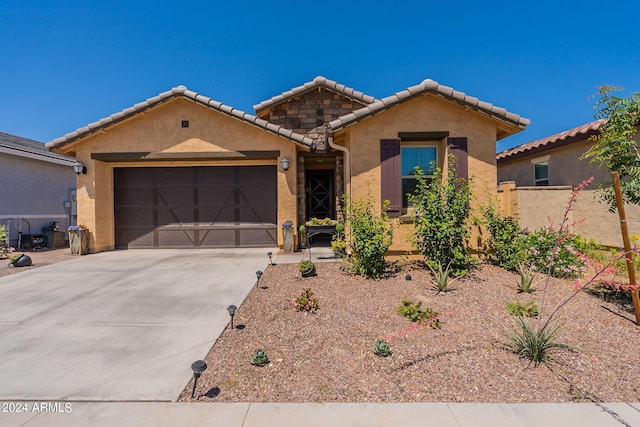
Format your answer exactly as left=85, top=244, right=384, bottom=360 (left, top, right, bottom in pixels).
left=56, top=98, right=298, bottom=252
left=0, top=153, right=75, bottom=247
left=498, top=140, right=611, bottom=187
left=340, top=94, right=502, bottom=253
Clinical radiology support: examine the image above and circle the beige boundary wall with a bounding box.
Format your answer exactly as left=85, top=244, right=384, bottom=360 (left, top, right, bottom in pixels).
left=497, top=181, right=640, bottom=248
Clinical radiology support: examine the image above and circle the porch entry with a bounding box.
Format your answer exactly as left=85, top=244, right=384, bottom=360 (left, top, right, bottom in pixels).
left=306, top=170, right=335, bottom=220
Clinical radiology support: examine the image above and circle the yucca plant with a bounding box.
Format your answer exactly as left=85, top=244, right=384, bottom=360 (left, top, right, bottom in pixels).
left=427, top=260, right=455, bottom=293
left=250, top=349, right=270, bottom=367
left=506, top=317, right=567, bottom=367
left=373, top=340, right=392, bottom=357
left=516, top=263, right=537, bottom=293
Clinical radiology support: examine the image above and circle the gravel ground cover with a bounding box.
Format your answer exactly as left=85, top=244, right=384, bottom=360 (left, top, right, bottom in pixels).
left=180, top=261, right=640, bottom=403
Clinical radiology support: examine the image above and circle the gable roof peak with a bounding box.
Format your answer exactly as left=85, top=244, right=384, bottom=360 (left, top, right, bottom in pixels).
left=47, top=85, right=316, bottom=150
left=253, top=76, right=378, bottom=113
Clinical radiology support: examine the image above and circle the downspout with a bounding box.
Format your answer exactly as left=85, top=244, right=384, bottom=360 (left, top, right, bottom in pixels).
left=327, top=131, right=350, bottom=199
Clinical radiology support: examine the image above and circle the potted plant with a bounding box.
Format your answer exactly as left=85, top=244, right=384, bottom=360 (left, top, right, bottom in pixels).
left=298, top=259, right=316, bottom=277
left=305, top=218, right=340, bottom=242
left=298, top=224, right=307, bottom=248
left=68, top=224, right=89, bottom=255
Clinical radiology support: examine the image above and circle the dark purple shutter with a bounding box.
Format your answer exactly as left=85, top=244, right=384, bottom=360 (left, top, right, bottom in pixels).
left=447, top=137, right=468, bottom=180
left=380, top=139, right=401, bottom=216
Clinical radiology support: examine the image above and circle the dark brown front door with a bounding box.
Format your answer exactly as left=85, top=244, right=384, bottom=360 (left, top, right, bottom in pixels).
left=114, top=166, right=277, bottom=248
left=306, top=170, right=334, bottom=219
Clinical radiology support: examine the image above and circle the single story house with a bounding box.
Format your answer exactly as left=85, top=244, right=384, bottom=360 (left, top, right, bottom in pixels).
left=497, top=120, right=640, bottom=247
left=47, top=76, right=529, bottom=253
left=1, top=131, right=77, bottom=249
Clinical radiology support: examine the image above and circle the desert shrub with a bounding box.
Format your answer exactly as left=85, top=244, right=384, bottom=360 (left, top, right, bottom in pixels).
left=409, top=157, right=473, bottom=276
left=481, top=206, right=530, bottom=271
left=524, top=226, right=587, bottom=279
left=396, top=298, right=441, bottom=328
left=343, top=194, right=393, bottom=279
left=0, top=225, right=13, bottom=258
left=506, top=301, right=539, bottom=317
left=291, top=288, right=319, bottom=313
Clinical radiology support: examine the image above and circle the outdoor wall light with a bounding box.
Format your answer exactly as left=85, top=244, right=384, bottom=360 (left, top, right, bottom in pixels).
left=73, top=161, right=87, bottom=175
left=256, top=270, right=263, bottom=288
left=280, top=157, right=290, bottom=171
left=267, top=252, right=273, bottom=265
left=190, top=359, right=207, bottom=398
left=227, top=305, right=237, bottom=330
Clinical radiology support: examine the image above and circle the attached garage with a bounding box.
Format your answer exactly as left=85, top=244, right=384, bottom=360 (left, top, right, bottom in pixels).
left=114, top=166, right=277, bottom=248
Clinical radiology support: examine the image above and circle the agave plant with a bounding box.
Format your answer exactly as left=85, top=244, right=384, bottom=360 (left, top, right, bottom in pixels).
left=250, top=349, right=270, bottom=367
left=506, top=317, right=568, bottom=367
left=516, top=263, right=537, bottom=293
left=428, top=261, right=455, bottom=293
left=373, top=340, right=392, bottom=357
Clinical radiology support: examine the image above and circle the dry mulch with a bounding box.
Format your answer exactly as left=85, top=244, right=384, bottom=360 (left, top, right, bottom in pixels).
left=180, top=261, right=640, bottom=403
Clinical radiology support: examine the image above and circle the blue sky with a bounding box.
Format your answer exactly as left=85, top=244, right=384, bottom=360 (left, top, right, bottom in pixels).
left=1, top=0, right=639, bottom=152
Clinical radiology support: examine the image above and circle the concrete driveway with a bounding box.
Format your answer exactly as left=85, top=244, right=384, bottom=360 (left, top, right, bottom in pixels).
left=0, top=248, right=273, bottom=402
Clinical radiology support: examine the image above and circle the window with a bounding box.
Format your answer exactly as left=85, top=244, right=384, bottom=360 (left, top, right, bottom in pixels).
left=401, top=146, right=437, bottom=208
left=532, top=155, right=549, bottom=186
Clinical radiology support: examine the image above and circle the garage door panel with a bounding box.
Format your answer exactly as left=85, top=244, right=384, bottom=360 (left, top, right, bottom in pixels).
left=115, top=208, right=154, bottom=227
left=116, top=228, right=155, bottom=247
left=114, top=166, right=278, bottom=248
left=157, top=208, right=195, bottom=224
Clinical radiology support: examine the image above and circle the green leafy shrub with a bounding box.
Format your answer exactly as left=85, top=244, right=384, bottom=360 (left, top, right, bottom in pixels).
left=343, top=194, right=393, bottom=278
left=291, top=288, right=319, bottom=313
left=0, top=225, right=14, bottom=258
left=250, top=349, right=270, bottom=367
left=409, top=157, right=473, bottom=276
left=506, top=301, right=539, bottom=317
left=481, top=207, right=530, bottom=271
left=525, top=226, right=587, bottom=278
left=298, top=259, right=315, bottom=273
left=396, top=298, right=441, bottom=328
left=373, top=340, right=392, bottom=357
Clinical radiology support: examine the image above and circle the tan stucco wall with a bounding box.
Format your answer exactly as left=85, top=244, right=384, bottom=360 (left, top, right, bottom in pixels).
left=56, top=98, right=299, bottom=252
left=498, top=140, right=611, bottom=187
left=341, top=94, right=503, bottom=252
left=500, top=185, right=640, bottom=248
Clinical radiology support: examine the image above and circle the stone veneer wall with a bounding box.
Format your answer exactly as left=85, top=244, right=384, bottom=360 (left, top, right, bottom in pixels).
left=268, top=89, right=367, bottom=134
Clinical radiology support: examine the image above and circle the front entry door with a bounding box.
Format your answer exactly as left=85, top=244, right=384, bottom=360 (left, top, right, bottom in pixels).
left=307, top=170, right=335, bottom=219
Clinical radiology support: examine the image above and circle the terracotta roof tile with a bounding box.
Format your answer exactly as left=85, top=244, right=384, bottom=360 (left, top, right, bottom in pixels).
left=328, top=79, right=530, bottom=132
left=497, top=119, right=606, bottom=161
left=253, top=76, right=378, bottom=112
left=46, top=86, right=316, bottom=150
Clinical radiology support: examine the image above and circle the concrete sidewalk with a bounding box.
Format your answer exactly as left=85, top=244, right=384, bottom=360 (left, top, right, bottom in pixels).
left=2, top=402, right=639, bottom=426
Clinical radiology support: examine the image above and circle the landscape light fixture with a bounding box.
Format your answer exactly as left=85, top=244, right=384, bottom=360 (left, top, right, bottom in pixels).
left=256, top=270, right=263, bottom=287
left=73, top=161, right=87, bottom=175
left=280, top=157, right=290, bottom=171
left=190, top=360, right=207, bottom=398
left=267, top=252, right=273, bottom=265
left=227, top=305, right=237, bottom=329
left=405, top=274, right=412, bottom=281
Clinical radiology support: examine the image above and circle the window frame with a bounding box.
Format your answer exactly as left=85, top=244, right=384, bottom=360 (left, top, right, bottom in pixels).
left=400, top=144, right=438, bottom=210
left=531, top=155, right=550, bottom=186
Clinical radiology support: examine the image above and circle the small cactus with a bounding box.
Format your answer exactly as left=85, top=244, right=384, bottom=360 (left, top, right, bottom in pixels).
left=373, top=340, right=392, bottom=357
left=250, top=349, right=270, bottom=367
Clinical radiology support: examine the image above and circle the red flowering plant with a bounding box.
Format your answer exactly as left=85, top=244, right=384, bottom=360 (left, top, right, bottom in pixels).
left=291, top=288, right=319, bottom=313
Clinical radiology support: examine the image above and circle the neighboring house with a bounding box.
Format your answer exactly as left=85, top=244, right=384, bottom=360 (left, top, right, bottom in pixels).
left=47, top=76, right=529, bottom=253
left=0, top=132, right=77, bottom=249
left=496, top=120, right=640, bottom=247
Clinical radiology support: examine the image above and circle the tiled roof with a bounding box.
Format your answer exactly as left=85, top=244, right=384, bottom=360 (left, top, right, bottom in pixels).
left=253, top=76, right=378, bottom=113
left=328, top=79, right=530, bottom=132
left=497, top=119, right=606, bottom=161
left=46, top=86, right=316, bottom=150
left=0, top=131, right=76, bottom=163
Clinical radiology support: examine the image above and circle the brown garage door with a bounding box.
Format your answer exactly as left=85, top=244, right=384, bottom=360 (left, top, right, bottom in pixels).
left=114, top=166, right=277, bottom=248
